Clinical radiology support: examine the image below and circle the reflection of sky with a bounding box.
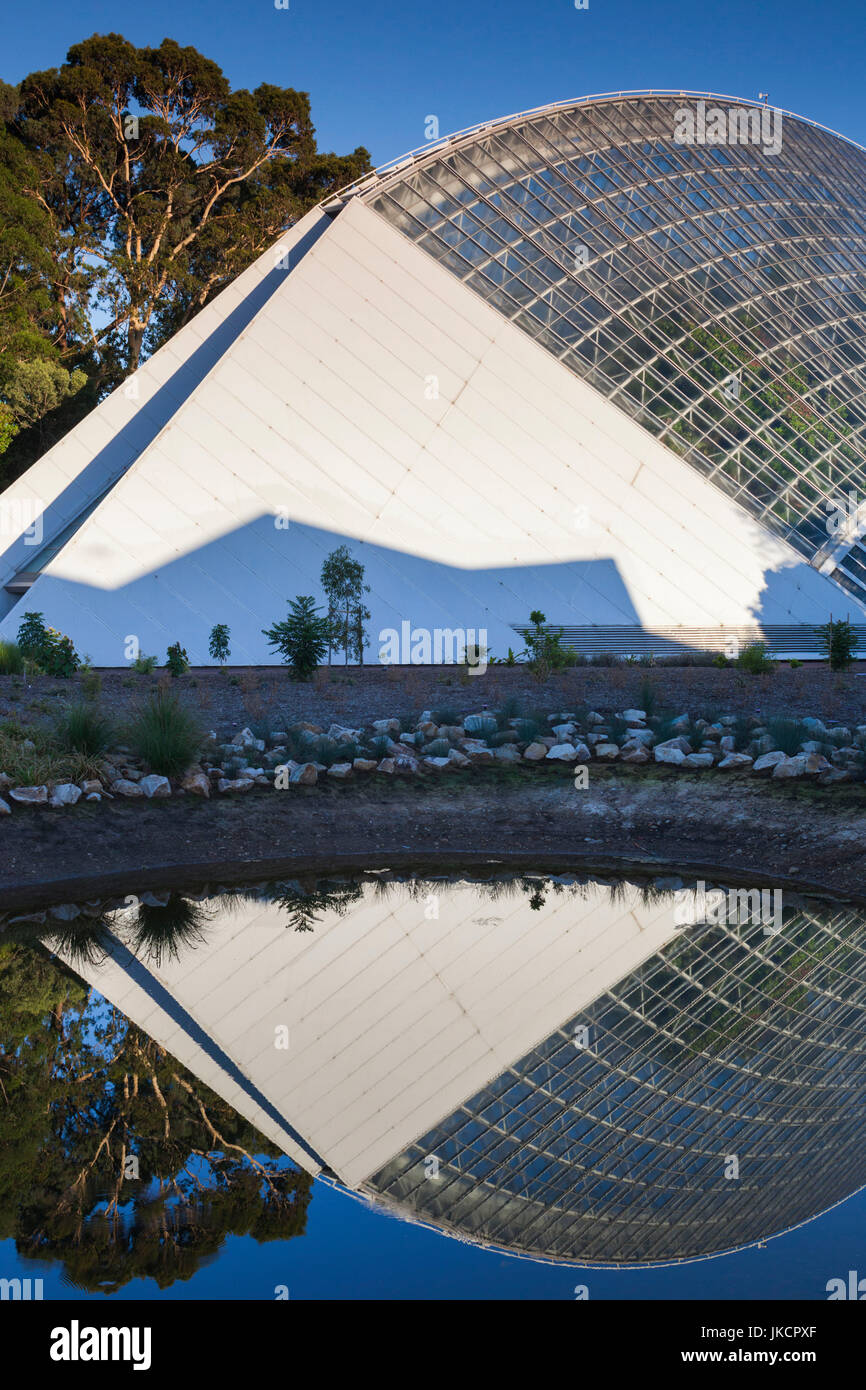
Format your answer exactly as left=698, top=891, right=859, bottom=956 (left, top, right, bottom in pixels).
left=3, top=1179, right=864, bottom=1300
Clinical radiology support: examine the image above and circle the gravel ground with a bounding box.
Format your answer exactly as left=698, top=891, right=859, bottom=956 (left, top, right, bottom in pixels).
left=2, top=769, right=865, bottom=911
left=3, top=662, right=866, bottom=736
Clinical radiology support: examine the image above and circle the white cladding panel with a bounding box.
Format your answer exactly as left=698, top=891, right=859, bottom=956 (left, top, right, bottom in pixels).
left=59, top=882, right=682, bottom=1188
left=3, top=197, right=861, bottom=661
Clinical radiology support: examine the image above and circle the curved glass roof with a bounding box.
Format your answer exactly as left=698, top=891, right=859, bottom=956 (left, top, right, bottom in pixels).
left=350, top=92, right=866, bottom=603
left=365, top=898, right=866, bottom=1265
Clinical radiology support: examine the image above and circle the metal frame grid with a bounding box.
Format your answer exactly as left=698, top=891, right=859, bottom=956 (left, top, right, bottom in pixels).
left=359, top=94, right=866, bottom=605
left=366, top=903, right=866, bottom=1264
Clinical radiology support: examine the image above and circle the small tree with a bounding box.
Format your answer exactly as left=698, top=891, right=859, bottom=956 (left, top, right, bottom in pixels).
left=320, top=545, right=370, bottom=664
left=208, top=623, right=231, bottom=665
left=816, top=617, right=859, bottom=671
left=15, top=610, right=79, bottom=677
left=263, top=596, right=331, bottom=679
left=165, top=642, right=189, bottom=677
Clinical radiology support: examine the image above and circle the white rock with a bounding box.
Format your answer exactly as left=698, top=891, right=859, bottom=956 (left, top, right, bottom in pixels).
left=551, top=723, right=576, bottom=741
left=376, top=758, right=395, bottom=774
left=493, top=745, right=521, bottom=762
left=9, top=785, right=48, bottom=804
left=353, top=758, right=377, bottom=772
left=655, top=736, right=691, bottom=754
left=289, top=763, right=318, bottom=785
left=718, top=753, right=753, bottom=769
left=218, top=777, right=256, bottom=793
left=447, top=748, right=470, bottom=767
left=0, top=797, right=11, bottom=815
left=327, top=763, right=353, bottom=779
left=683, top=752, right=714, bottom=768
left=772, top=756, right=808, bottom=778
left=423, top=756, right=452, bottom=770
left=623, top=728, right=654, bottom=747
left=140, top=774, right=171, bottom=798
left=621, top=709, right=647, bottom=724
left=654, top=746, right=685, bottom=765
left=594, top=742, right=620, bottom=760
left=79, top=779, right=102, bottom=795
left=753, top=751, right=788, bottom=773
left=546, top=743, right=578, bottom=761
left=110, top=778, right=144, bottom=798
left=50, top=783, right=82, bottom=807
left=182, top=771, right=210, bottom=797
left=621, top=747, right=650, bottom=764
left=522, top=742, right=548, bottom=761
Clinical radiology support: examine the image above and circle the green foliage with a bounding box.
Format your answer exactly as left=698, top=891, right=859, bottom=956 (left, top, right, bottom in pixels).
left=208, top=623, right=231, bottom=664
left=520, top=611, right=577, bottom=677
left=55, top=701, right=113, bottom=756
left=0, top=639, right=23, bottom=673
left=15, top=610, right=79, bottom=676
left=0, top=938, right=312, bottom=1292
left=165, top=641, right=189, bottom=677
left=513, top=716, right=541, bottom=742
left=816, top=618, right=859, bottom=671
left=129, top=690, right=202, bottom=775
left=639, top=680, right=659, bottom=719
left=712, top=653, right=729, bottom=668
left=367, top=734, right=392, bottom=760
left=789, top=658, right=803, bottom=669
left=735, top=641, right=774, bottom=674
left=433, top=706, right=460, bottom=726
left=262, top=596, right=332, bottom=679
left=320, top=545, right=370, bottom=663
left=766, top=717, right=810, bottom=755
left=79, top=665, right=101, bottom=700
left=132, top=652, right=158, bottom=673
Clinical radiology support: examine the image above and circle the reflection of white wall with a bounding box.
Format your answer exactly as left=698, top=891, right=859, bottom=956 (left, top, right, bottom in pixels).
left=2, top=198, right=860, bottom=662
left=56, top=880, right=681, bottom=1187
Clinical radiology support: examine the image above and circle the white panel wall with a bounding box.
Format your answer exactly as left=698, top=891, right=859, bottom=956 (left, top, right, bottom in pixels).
left=3, top=197, right=861, bottom=662
left=58, top=880, right=682, bottom=1188
left=0, top=207, right=332, bottom=611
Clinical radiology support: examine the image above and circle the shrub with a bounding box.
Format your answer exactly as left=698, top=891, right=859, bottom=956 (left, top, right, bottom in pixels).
left=208, top=623, right=232, bottom=664
left=816, top=618, right=859, bottom=671
left=433, top=706, right=460, bottom=726
left=132, top=653, right=158, bottom=674
left=731, top=714, right=755, bottom=751
left=485, top=729, right=515, bottom=749
left=262, top=596, right=331, bottom=679
left=129, top=692, right=202, bottom=776
left=496, top=696, right=523, bottom=726
left=736, top=641, right=774, bottom=674
left=766, top=717, right=810, bottom=755
left=0, top=640, right=23, bottom=674
left=16, top=611, right=79, bottom=677
left=591, top=651, right=620, bottom=667
left=520, top=611, right=577, bottom=677
left=165, top=642, right=189, bottom=677
left=367, top=735, right=392, bottom=760
left=639, top=680, right=659, bottom=719
left=514, top=716, right=541, bottom=743
left=79, top=666, right=101, bottom=700
left=712, top=653, right=729, bottom=668
left=56, top=702, right=113, bottom=756
left=789, top=658, right=803, bottom=669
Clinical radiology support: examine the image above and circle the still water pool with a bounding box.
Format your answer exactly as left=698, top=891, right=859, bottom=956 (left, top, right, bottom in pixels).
left=1, top=869, right=864, bottom=1300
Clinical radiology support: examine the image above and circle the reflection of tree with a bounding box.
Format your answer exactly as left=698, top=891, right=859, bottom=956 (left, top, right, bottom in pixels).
left=274, top=881, right=363, bottom=932
left=0, top=942, right=311, bottom=1293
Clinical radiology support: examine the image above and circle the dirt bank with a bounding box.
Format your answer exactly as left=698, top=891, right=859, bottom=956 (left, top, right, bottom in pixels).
left=4, top=662, right=866, bottom=737
left=2, top=766, right=865, bottom=911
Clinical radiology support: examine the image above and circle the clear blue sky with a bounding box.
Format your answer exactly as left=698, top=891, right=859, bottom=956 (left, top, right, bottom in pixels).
left=3, top=0, right=865, bottom=169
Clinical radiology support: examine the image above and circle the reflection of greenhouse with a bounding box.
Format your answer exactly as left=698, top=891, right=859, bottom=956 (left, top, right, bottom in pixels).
left=5, top=93, right=866, bottom=659
left=51, top=877, right=866, bottom=1264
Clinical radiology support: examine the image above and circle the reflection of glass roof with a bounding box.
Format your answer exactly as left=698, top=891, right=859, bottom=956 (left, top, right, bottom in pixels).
left=355, top=93, right=866, bottom=602
left=366, top=900, right=866, bottom=1265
